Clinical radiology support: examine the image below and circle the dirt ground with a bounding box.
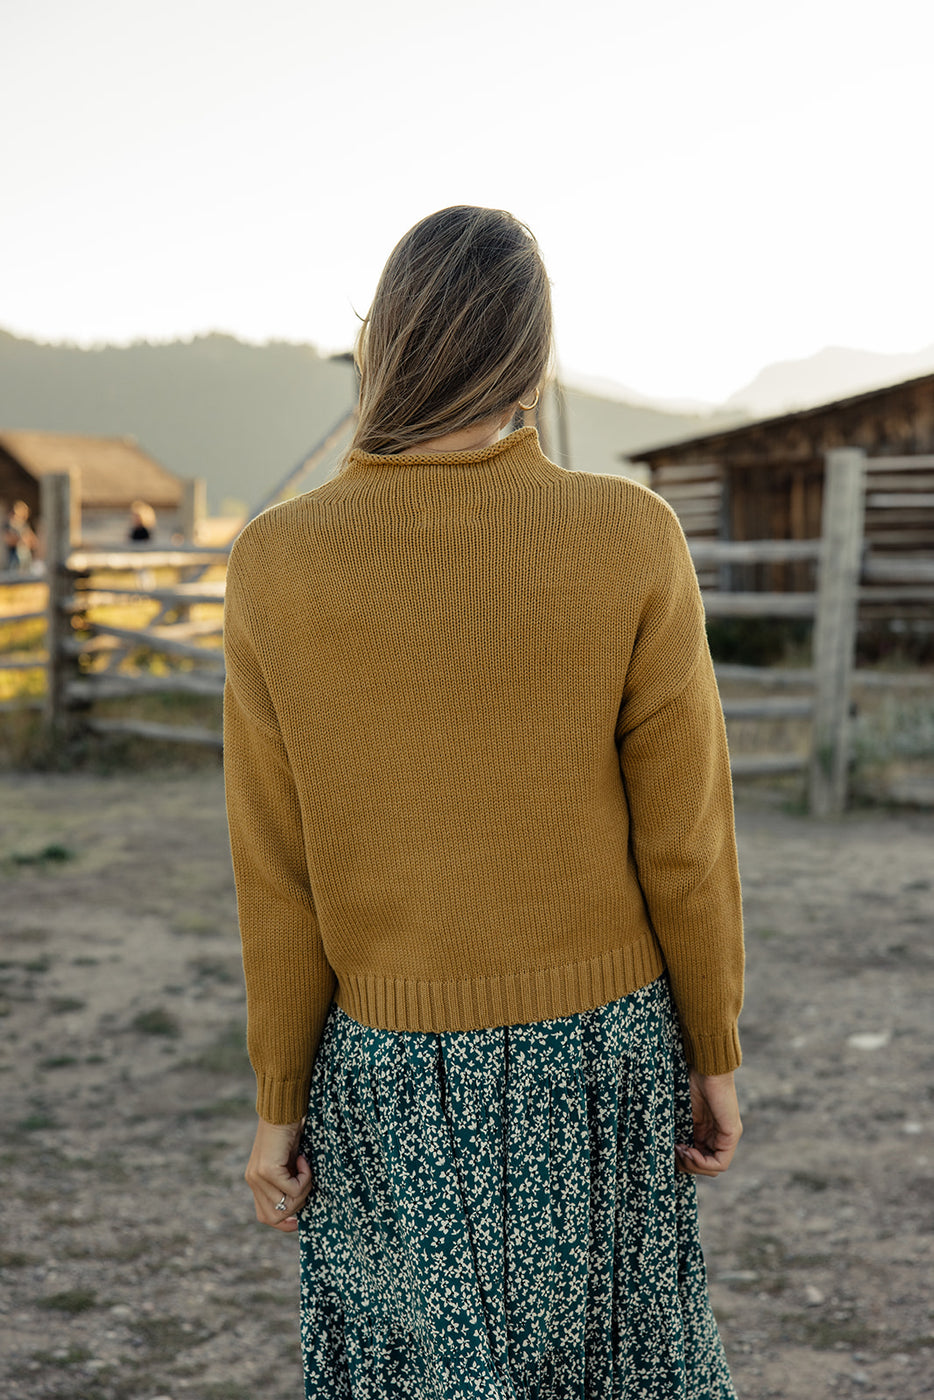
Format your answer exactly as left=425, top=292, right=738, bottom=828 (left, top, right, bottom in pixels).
left=0, top=768, right=931, bottom=1400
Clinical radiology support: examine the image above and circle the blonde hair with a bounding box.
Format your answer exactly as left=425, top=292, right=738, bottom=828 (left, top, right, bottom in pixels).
left=130, top=500, right=156, bottom=528
left=347, top=206, right=553, bottom=458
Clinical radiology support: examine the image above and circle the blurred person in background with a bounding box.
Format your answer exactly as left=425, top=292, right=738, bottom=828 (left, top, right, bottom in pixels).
left=3, top=500, right=38, bottom=572
left=128, top=499, right=156, bottom=542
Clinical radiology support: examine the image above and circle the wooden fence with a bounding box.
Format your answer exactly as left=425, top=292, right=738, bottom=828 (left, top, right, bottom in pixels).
left=32, top=466, right=227, bottom=748
left=2, top=445, right=932, bottom=814
left=0, top=411, right=357, bottom=747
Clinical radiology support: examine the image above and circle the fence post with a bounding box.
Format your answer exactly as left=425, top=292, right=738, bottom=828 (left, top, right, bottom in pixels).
left=180, top=477, right=206, bottom=542
left=42, top=472, right=76, bottom=741
left=809, top=447, right=866, bottom=817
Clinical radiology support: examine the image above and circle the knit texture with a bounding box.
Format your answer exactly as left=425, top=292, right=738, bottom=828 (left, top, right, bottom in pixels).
left=223, top=427, right=744, bottom=1124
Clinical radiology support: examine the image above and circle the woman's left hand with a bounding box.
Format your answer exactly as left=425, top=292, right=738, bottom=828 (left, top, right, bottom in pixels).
left=245, top=1117, right=313, bottom=1231
left=675, top=1068, right=742, bottom=1178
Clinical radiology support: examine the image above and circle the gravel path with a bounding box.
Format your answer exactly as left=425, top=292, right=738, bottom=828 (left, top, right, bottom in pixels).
left=0, top=770, right=931, bottom=1400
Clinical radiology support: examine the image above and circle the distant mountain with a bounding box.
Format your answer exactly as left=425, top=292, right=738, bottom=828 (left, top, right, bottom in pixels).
left=551, top=387, right=743, bottom=476
left=0, top=329, right=725, bottom=511
left=562, top=370, right=717, bottom=417
left=724, top=344, right=934, bottom=418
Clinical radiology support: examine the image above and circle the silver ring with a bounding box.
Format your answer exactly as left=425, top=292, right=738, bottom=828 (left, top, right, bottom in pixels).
left=274, top=1194, right=288, bottom=1212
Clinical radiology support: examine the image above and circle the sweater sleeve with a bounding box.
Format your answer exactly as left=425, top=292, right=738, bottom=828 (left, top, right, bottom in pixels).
left=615, top=504, right=744, bottom=1075
left=223, top=546, right=337, bottom=1124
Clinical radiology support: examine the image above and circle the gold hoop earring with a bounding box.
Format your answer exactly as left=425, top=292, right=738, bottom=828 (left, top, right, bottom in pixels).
left=517, top=387, right=540, bottom=412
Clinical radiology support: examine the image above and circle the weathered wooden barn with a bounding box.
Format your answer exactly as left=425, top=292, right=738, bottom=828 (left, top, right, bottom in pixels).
left=0, top=430, right=188, bottom=543
left=629, top=372, right=934, bottom=605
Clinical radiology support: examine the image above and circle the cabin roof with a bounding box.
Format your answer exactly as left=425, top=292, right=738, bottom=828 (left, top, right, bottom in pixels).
left=632, top=370, right=934, bottom=462
left=0, top=430, right=182, bottom=508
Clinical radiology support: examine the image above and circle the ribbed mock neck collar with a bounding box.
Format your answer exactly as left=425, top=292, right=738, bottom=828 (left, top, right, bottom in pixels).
left=337, top=427, right=564, bottom=492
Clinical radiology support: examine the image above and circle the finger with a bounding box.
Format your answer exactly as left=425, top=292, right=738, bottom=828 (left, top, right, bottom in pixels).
left=291, top=1155, right=313, bottom=1192
left=675, top=1144, right=733, bottom=1177
left=279, top=1160, right=314, bottom=1212
left=683, top=1142, right=730, bottom=1171
left=270, top=1214, right=302, bottom=1233
left=254, top=1169, right=315, bottom=1227
left=249, top=1158, right=313, bottom=1209
left=254, top=1196, right=307, bottom=1230
left=264, top=1183, right=311, bottom=1219
left=267, top=1199, right=306, bottom=1231
left=677, top=1156, right=723, bottom=1178
left=684, top=1127, right=741, bottom=1158
left=271, top=1155, right=313, bottom=1198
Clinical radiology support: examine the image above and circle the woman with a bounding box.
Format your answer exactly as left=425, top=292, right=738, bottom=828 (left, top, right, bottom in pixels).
left=4, top=500, right=38, bottom=571
left=224, top=206, right=744, bottom=1399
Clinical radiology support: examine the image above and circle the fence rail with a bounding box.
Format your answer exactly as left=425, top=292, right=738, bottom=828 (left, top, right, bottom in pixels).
left=703, top=592, right=817, bottom=618
left=67, top=673, right=225, bottom=702
left=862, top=556, right=934, bottom=584
left=689, top=539, right=823, bottom=564
left=0, top=571, right=47, bottom=587
left=84, top=716, right=224, bottom=748
left=720, top=697, right=814, bottom=720
left=713, top=663, right=934, bottom=690
left=67, top=622, right=226, bottom=667
left=67, top=547, right=229, bottom=570
left=0, top=655, right=49, bottom=671
left=729, top=753, right=808, bottom=777
left=2, top=609, right=45, bottom=625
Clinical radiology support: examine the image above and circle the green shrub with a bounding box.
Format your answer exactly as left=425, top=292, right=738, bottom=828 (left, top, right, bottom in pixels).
left=705, top=617, right=811, bottom=667
left=131, top=1007, right=181, bottom=1038
left=37, top=1289, right=98, bottom=1314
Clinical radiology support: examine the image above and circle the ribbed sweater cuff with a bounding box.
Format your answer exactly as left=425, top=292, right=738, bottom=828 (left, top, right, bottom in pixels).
left=680, top=1024, right=742, bottom=1076
left=255, top=1073, right=310, bottom=1126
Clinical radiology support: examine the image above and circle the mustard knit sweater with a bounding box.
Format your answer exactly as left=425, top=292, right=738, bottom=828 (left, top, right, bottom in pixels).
left=223, top=427, right=744, bottom=1124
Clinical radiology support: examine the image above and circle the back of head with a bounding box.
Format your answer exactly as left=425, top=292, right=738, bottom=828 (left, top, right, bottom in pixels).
left=348, top=206, right=553, bottom=457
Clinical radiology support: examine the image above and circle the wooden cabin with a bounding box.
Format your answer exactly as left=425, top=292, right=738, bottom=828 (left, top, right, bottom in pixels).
left=0, top=430, right=190, bottom=544
left=629, top=372, right=934, bottom=606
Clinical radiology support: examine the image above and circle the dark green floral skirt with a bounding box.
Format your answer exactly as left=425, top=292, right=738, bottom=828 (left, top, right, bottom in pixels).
left=298, top=974, right=736, bottom=1399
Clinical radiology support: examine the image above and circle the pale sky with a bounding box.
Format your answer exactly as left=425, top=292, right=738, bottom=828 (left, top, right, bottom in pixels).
left=3, top=0, right=933, bottom=404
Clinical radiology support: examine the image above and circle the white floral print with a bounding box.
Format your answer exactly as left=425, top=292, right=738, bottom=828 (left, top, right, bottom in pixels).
left=298, top=975, right=736, bottom=1399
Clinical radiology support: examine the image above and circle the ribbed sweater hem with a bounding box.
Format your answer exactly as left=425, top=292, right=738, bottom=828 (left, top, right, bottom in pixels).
left=334, top=933, right=667, bottom=1036
left=253, top=936, right=743, bottom=1122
